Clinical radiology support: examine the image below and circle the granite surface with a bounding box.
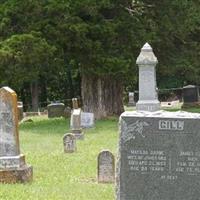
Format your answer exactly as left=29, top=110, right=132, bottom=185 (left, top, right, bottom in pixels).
left=116, top=110, right=200, bottom=200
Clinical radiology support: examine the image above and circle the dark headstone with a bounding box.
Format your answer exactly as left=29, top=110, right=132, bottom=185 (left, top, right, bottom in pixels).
left=183, top=85, right=199, bottom=104
left=116, top=111, right=200, bottom=200
left=47, top=103, right=65, bottom=118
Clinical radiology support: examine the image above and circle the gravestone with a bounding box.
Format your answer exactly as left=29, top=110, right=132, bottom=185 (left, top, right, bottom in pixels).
left=17, top=101, right=24, bottom=121
left=182, top=85, right=199, bottom=108
left=98, top=150, right=115, bottom=183
left=63, top=133, right=76, bottom=153
left=81, top=112, right=95, bottom=128
left=116, top=110, right=200, bottom=200
left=47, top=102, right=65, bottom=118
left=128, top=92, right=135, bottom=107
left=136, top=43, right=160, bottom=112
left=0, top=87, right=33, bottom=183
left=70, top=98, right=84, bottom=139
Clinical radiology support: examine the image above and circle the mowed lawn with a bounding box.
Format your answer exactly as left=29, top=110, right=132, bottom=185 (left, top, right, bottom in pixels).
left=0, top=116, right=119, bottom=200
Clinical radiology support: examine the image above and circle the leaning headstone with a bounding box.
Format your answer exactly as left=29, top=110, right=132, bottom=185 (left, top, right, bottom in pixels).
left=17, top=101, right=24, bottom=121
left=182, top=85, right=199, bottom=108
left=63, top=133, right=76, bottom=153
left=47, top=102, right=65, bottom=118
left=128, top=92, right=135, bottom=107
left=116, top=110, right=200, bottom=200
left=81, top=112, right=95, bottom=128
left=98, top=150, right=115, bottom=183
left=136, top=43, right=160, bottom=111
left=70, top=98, right=84, bottom=139
left=0, top=87, right=33, bottom=183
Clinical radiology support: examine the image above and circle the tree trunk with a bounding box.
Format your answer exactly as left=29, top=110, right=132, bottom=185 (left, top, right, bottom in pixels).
left=81, top=74, right=124, bottom=119
left=30, top=80, right=39, bottom=112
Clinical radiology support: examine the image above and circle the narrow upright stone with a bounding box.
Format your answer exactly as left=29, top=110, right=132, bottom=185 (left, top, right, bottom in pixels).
left=98, top=150, right=115, bottom=183
left=70, top=98, right=84, bottom=140
left=63, top=133, right=76, bottom=153
left=136, top=43, right=160, bottom=111
left=0, top=87, right=32, bottom=183
left=128, top=92, right=135, bottom=107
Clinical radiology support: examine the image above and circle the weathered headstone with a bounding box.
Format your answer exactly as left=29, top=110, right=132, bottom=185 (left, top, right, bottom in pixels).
left=98, top=150, right=115, bottom=183
left=0, top=87, right=32, bottom=183
left=70, top=98, right=84, bottom=139
left=17, top=101, right=24, bottom=121
left=182, top=85, right=199, bottom=108
left=63, top=133, right=76, bottom=153
left=81, top=112, right=95, bottom=128
left=47, top=102, right=65, bottom=118
left=116, top=110, right=200, bottom=200
left=136, top=43, right=160, bottom=112
left=128, top=92, right=135, bottom=107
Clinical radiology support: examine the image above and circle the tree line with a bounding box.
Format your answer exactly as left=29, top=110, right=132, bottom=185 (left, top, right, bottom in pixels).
left=0, top=0, right=199, bottom=118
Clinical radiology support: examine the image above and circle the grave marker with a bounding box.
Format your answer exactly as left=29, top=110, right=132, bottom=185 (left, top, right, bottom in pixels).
left=0, top=87, right=32, bottom=183
left=63, top=133, right=76, bottom=153
left=70, top=98, right=84, bottom=139
left=136, top=43, right=160, bottom=111
left=81, top=112, right=94, bottom=128
left=116, top=110, right=200, bottom=200
left=98, top=150, right=115, bottom=183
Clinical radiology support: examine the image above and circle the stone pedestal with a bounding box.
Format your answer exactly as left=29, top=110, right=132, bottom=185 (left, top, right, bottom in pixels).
left=70, top=108, right=84, bottom=140
left=0, top=87, right=33, bottom=183
left=136, top=43, right=160, bottom=112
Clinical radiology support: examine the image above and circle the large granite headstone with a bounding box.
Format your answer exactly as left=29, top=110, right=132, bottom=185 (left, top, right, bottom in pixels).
left=0, top=87, right=32, bottom=183
left=136, top=43, right=160, bottom=112
left=116, top=110, right=200, bottom=200
left=70, top=98, right=84, bottom=140
left=98, top=150, right=115, bottom=183
left=63, top=133, right=76, bottom=153
left=47, top=102, right=65, bottom=118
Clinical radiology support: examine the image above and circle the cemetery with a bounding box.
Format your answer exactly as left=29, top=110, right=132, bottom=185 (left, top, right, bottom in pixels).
left=0, top=1, right=200, bottom=200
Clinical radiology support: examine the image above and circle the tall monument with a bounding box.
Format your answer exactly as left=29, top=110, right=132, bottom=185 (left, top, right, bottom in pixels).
left=136, top=43, right=160, bottom=112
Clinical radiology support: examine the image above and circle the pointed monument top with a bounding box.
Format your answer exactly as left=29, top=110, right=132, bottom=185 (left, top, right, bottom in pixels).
left=141, top=43, right=152, bottom=51
left=136, top=42, right=158, bottom=65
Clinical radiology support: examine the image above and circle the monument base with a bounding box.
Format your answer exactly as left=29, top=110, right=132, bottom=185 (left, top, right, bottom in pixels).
left=0, top=165, right=33, bottom=183
left=72, top=129, right=84, bottom=140
left=136, top=100, right=160, bottom=112
left=127, top=102, right=136, bottom=107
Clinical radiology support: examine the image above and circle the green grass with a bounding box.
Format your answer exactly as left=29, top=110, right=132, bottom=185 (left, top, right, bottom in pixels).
left=0, top=116, right=119, bottom=200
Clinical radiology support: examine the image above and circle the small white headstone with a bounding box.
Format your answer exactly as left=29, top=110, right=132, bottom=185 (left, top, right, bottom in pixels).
left=81, top=112, right=94, bottom=128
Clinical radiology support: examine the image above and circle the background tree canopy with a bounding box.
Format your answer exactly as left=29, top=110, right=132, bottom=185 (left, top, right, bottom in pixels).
left=0, top=0, right=199, bottom=115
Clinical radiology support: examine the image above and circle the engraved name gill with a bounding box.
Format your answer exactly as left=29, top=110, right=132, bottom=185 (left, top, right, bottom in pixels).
left=159, top=120, right=184, bottom=131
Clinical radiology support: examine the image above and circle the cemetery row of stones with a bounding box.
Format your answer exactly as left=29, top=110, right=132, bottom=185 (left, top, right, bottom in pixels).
left=0, top=87, right=115, bottom=184
left=128, top=85, right=200, bottom=108
left=1, top=43, right=200, bottom=200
